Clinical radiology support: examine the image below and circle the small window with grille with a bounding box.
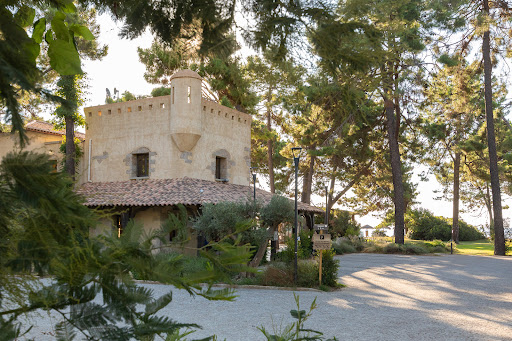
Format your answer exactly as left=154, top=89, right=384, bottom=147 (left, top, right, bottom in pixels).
left=136, top=153, right=149, bottom=177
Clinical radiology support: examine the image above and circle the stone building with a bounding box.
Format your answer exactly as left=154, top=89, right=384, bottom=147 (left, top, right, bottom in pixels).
left=1, top=70, right=322, bottom=254
left=80, top=70, right=251, bottom=186
left=0, top=120, right=85, bottom=172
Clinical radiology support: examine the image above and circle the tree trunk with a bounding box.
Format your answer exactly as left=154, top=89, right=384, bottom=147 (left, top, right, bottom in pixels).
left=65, top=115, right=76, bottom=180
left=385, top=96, right=405, bottom=244
left=482, top=0, right=505, bottom=255
left=327, top=175, right=362, bottom=214
left=266, top=97, right=275, bottom=193
left=452, top=152, right=461, bottom=243
left=485, top=182, right=494, bottom=238
left=301, top=152, right=316, bottom=204
left=248, top=227, right=273, bottom=268
left=326, top=165, right=337, bottom=217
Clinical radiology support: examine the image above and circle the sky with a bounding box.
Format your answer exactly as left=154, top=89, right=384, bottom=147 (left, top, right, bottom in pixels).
left=79, top=14, right=509, bottom=232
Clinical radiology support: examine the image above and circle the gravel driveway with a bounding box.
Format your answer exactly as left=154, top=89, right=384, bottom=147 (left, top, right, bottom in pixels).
left=19, top=253, right=512, bottom=340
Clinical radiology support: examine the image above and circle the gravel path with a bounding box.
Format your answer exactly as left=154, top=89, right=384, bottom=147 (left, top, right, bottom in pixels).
left=18, top=253, right=512, bottom=340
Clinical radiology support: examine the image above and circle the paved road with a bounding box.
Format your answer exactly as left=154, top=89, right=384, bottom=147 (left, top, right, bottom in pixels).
left=21, top=253, right=512, bottom=340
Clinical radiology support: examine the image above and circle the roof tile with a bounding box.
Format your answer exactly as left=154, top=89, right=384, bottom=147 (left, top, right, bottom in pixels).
left=25, top=120, right=85, bottom=140
left=77, top=177, right=323, bottom=213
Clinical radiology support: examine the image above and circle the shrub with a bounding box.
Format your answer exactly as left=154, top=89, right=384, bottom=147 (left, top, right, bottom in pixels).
left=329, top=210, right=361, bottom=237
left=332, top=238, right=357, bottom=255
left=320, top=250, right=339, bottom=287
left=278, top=231, right=314, bottom=263
left=260, top=254, right=339, bottom=289
left=363, top=243, right=384, bottom=253
left=406, top=208, right=486, bottom=242
left=421, top=240, right=449, bottom=253
left=298, top=229, right=314, bottom=258
left=382, top=243, right=429, bottom=254
left=406, top=209, right=451, bottom=241
left=347, top=236, right=366, bottom=251
left=372, top=228, right=387, bottom=237
left=457, top=220, right=486, bottom=241
left=383, top=243, right=402, bottom=254
left=260, top=263, right=293, bottom=287
left=297, top=260, right=319, bottom=288
left=432, top=245, right=449, bottom=253
left=402, top=243, right=429, bottom=254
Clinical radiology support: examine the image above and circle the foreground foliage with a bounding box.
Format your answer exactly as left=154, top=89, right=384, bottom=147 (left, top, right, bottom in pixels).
left=259, top=294, right=338, bottom=341
left=194, top=196, right=294, bottom=268
left=0, top=152, right=252, bottom=340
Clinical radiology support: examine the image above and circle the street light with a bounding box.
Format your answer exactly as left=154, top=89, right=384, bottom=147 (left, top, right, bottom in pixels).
left=291, top=147, right=302, bottom=285
left=250, top=167, right=257, bottom=200
left=325, top=182, right=329, bottom=226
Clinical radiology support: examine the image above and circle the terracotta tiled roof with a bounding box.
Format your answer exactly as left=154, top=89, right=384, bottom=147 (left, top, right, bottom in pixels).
left=77, top=177, right=324, bottom=213
left=25, top=120, right=85, bottom=140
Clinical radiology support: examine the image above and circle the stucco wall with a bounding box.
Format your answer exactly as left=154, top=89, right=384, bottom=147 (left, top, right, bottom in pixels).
left=82, top=89, right=251, bottom=185
left=0, top=131, right=84, bottom=177
left=89, top=207, right=198, bottom=256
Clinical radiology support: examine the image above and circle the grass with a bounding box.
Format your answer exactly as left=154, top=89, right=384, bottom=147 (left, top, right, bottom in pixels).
left=352, top=237, right=511, bottom=256
left=454, top=239, right=497, bottom=256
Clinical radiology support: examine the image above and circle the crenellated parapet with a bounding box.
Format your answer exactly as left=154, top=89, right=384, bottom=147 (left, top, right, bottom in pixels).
left=82, top=70, right=252, bottom=186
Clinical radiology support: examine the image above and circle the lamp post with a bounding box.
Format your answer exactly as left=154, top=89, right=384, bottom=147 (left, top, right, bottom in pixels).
left=250, top=167, right=256, bottom=200
left=325, top=183, right=329, bottom=226
left=291, top=147, right=302, bottom=285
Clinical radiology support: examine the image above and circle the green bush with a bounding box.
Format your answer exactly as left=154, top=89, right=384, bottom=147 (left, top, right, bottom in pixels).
left=329, top=210, right=361, bottom=237
left=260, top=263, right=293, bottom=287
left=259, top=254, right=339, bottom=289
left=363, top=244, right=384, bottom=253
left=457, top=220, right=486, bottom=241
left=299, top=229, right=314, bottom=258
left=297, top=260, right=319, bottom=288
left=332, top=238, right=357, bottom=254
left=278, top=231, right=314, bottom=263
left=347, top=236, right=366, bottom=251
left=402, top=243, right=429, bottom=254
left=383, top=243, right=429, bottom=254
left=406, top=208, right=485, bottom=241
left=421, top=240, right=449, bottom=253
left=372, top=228, right=387, bottom=237
left=320, top=250, right=339, bottom=287
left=406, top=209, right=451, bottom=241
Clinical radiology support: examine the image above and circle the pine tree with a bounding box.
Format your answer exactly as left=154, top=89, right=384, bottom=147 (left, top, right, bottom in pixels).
left=421, top=59, right=484, bottom=243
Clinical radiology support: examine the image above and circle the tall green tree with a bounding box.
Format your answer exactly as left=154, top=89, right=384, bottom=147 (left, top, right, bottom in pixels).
left=480, top=0, right=508, bottom=255
left=246, top=52, right=303, bottom=193
left=137, top=16, right=257, bottom=113
left=421, top=59, right=484, bottom=243
left=54, top=74, right=86, bottom=178
left=432, top=0, right=512, bottom=254
left=308, top=0, right=430, bottom=243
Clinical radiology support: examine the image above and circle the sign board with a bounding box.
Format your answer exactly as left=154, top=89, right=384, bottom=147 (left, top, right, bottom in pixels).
left=312, top=233, right=332, bottom=250
left=314, top=224, right=328, bottom=231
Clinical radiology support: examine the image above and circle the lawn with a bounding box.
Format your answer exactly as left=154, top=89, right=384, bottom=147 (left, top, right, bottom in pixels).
left=454, top=239, right=504, bottom=256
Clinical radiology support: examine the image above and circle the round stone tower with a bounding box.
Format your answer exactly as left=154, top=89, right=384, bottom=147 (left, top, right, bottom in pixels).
left=169, top=69, right=202, bottom=152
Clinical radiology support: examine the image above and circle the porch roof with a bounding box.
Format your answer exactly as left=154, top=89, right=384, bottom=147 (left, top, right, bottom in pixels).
left=77, top=177, right=324, bottom=214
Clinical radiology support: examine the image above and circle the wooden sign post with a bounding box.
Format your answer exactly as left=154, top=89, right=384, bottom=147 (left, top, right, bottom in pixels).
left=312, top=229, right=331, bottom=286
